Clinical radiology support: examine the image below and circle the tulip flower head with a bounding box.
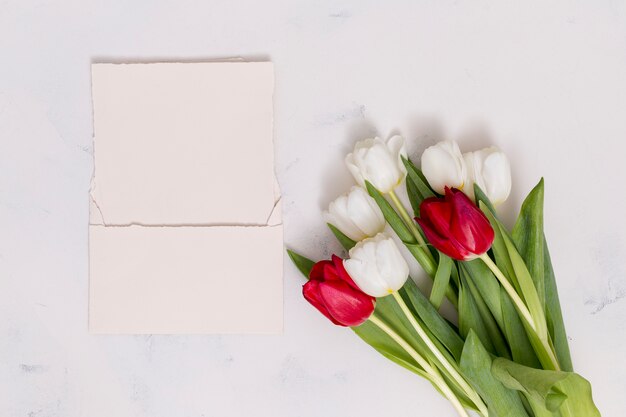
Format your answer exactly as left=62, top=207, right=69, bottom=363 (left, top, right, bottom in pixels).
left=343, top=233, right=410, bottom=297
left=303, top=255, right=375, bottom=327
left=345, top=136, right=407, bottom=193
left=421, top=140, right=467, bottom=194
left=324, top=186, right=386, bottom=242
left=416, top=187, right=495, bottom=261
left=463, top=147, right=512, bottom=205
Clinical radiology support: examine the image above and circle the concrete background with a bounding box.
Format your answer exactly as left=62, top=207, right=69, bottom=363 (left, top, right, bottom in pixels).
left=1, top=1, right=625, bottom=416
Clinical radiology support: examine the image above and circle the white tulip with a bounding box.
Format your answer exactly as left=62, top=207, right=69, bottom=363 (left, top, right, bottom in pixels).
left=345, top=136, right=407, bottom=193
left=343, top=233, right=410, bottom=297
left=421, top=140, right=467, bottom=194
left=463, top=147, right=512, bottom=205
left=324, top=186, right=386, bottom=242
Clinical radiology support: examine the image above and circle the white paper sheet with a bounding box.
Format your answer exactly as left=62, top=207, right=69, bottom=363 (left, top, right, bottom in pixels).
left=89, top=62, right=282, bottom=334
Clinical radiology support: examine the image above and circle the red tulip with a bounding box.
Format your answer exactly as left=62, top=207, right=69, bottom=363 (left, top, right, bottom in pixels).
left=416, top=187, right=495, bottom=261
left=303, top=255, right=375, bottom=327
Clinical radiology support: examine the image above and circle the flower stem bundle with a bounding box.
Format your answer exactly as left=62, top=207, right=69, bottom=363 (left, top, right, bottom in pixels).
left=288, top=136, right=600, bottom=416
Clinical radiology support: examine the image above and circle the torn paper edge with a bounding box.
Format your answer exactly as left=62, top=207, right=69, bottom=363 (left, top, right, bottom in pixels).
left=266, top=72, right=282, bottom=227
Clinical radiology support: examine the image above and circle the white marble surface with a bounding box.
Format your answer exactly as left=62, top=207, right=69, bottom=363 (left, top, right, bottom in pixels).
left=1, top=1, right=625, bottom=416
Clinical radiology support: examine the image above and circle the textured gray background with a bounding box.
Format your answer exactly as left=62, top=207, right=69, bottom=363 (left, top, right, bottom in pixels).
left=1, top=1, right=625, bottom=416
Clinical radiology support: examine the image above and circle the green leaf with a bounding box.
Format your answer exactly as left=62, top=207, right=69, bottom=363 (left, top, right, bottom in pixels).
left=503, top=232, right=549, bottom=341
left=480, top=202, right=520, bottom=293
left=500, top=287, right=542, bottom=368
left=367, top=180, right=450, bottom=299
left=327, top=223, right=357, bottom=251
left=461, top=256, right=541, bottom=368
left=357, top=281, right=478, bottom=410
left=365, top=180, right=415, bottom=244
left=354, top=295, right=439, bottom=382
left=404, top=242, right=435, bottom=273
left=461, top=268, right=511, bottom=359
left=492, top=358, right=601, bottom=417
left=458, top=275, right=496, bottom=355
left=511, top=178, right=572, bottom=371
left=430, top=254, right=453, bottom=309
left=474, top=184, right=497, bottom=216
left=353, top=307, right=473, bottom=409
left=495, top=232, right=562, bottom=371
left=481, top=203, right=551, bottom=362
left=361, top=292, right=430, bottom=356
left=512, top=178, right=546, bottom=308
left=352, top=319, right=429, bottom=380
left=385, top=296, right=475, bottom=410
left=461, top=260, right=504, bottom=326
left=406, top=174, right=423, bottom=216
left=460, top=331, right=531, bottom=417
left=402, top=156, right=436, bottom=201
left=543, top=239, right=573, bottom=371
left=449, top=259, right=461, bottom=287
left=400, top=278, right=465, bottom=362
left=286, top=249, right=315, bottom=279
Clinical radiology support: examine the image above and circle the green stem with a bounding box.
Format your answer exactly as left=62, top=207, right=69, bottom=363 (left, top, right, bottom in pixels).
left=479, top=253, right=561, bottom=371
left=479, top=254, right=535, bottom=330
left=391, top=292, right=488, bottom=416
left=368, top=314, right=470, bottom=417
left=387, top=189, right=459, bottom=307
left=388, top=189, right=428, bottom=248
left=388, top=190, right=435, bottom=268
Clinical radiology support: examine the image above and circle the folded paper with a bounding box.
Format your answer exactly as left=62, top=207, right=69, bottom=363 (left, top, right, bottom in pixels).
left=89, top=62, right=282, bottom=334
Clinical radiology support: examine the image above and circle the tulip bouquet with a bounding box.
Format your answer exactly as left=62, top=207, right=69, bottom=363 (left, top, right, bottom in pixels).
left=288, top=137, right=600, bottom=417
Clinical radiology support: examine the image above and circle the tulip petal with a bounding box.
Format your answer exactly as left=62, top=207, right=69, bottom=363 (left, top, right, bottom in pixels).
left=331, top=254, right=361, bottom=290
left=360, top=143, right=402, bottom=193
left=374, top=237, right=409, bottom=293
left=346, top=137, right=407, bottom=194
left=324, top=194, right=367, bottom=242
left=309, top=260, right=339, bottom=282
left=419, top=197, right=453, bottom=237
left=463, top=147, right=511, bottom=205
left=346, top=186, right=386, bottom=238
left=416, top=217, right=472, bottom=261
left=421, top=141, right=467, bottom=194
left=344, top=259, right=388, bottom=297
left=318, top=280, right=375, bottom=326
left=345, top=153, right=366, bottom=188
left=344, top=242, right=390, bottom=297
left=417, top=187, right=492, bottom=260
left=462, top=151, right=478, bottom=200
left=482, top=151, right=512, bottom=205
left=344, top=233, right=408, bottom=297
left=448, top=189, right=494, bottom=255
left=302, top=280, right=342, bottom=326
left=387, top=135, right=408, bottom=175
